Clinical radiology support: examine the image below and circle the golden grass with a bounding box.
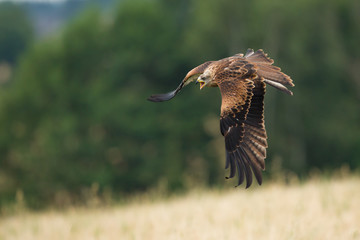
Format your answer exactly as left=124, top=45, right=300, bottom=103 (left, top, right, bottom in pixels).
left=1, top=176, right=360, bottom=240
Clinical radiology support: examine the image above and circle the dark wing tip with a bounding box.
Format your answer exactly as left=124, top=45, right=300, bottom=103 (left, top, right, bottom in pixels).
left=147, top=90, right=177, bottom=102
left=224, top=149, right=264, bottom=189
left=148, top=82, right=185, bottom=102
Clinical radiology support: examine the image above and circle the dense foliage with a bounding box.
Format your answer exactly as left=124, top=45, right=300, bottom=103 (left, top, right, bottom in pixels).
left=0, top=0, right=359, bottom=208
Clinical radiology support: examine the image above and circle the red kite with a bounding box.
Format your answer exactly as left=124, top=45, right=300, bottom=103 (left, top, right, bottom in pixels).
left=148, top=49, right=294, bottom=188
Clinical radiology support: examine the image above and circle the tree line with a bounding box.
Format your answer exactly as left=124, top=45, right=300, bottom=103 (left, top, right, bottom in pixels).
left=0, top=0, right=359, bottom=208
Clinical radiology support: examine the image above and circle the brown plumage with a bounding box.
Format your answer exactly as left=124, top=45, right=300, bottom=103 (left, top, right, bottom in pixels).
left=148, top=49, right=294, bottom=188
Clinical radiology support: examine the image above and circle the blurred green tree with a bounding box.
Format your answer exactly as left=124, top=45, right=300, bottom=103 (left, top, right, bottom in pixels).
left=0, top=4, right=222, bottom=208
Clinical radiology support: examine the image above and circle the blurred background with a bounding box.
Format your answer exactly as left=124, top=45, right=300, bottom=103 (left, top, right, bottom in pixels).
left=0, top=0, right=359, bottom=209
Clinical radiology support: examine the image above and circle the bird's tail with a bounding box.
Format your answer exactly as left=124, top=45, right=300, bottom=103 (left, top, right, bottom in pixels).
left=245, top=49, right=294, bottom=95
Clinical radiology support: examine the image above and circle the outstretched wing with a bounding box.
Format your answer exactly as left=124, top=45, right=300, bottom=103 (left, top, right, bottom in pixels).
left=217, top=60, right=267, bottom=188
left=147, top=81, right=184, bottom=102
left=148, top=61, right=214, bottom=102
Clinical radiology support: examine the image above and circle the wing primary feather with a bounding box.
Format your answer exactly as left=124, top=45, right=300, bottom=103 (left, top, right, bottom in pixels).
left=226, top=152, right=236, bottom=179
left=234, top=154, right=245, bottom=186
left=225, top=151, right=230, bottom=169
left=239, top=147, right=263, bottom=185
left=250, top=161, right=263, bottom=185
left=236, top=149, right=253, bottom=188
left=242, top=141, right=265, bottom=170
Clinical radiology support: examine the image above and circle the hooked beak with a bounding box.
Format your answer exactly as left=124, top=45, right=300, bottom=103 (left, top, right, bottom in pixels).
left=196, top=79, right=206, bottom=90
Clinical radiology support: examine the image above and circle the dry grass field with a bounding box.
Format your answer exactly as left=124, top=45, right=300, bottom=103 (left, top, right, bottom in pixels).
left=1, top=176, right=360, bottom=240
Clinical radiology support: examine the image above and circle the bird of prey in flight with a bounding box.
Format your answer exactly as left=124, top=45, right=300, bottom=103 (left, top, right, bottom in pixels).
left=148, top=49, right=294, bottom=188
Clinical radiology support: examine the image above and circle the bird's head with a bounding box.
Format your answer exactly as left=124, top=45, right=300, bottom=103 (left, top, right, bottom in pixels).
left=196, top=72, right=212, bottom=90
